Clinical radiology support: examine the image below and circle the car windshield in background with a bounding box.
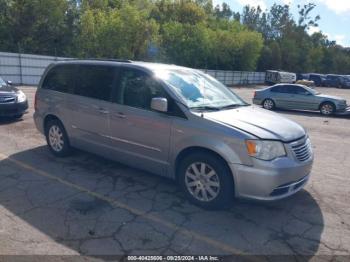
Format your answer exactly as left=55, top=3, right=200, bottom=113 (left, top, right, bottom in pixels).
left=156, top=69, right=247, bottom=110
left=304, top=85, right=320, bottom=95
left=0, top=77, right=6, bottom=87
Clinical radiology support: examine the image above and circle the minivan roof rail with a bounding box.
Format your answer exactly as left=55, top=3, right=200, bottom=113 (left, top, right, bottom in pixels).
left=63, top=58, right=133, bottom=63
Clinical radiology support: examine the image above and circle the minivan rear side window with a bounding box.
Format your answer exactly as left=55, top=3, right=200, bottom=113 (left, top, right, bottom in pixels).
left=74, top=65, right=116, bottom=101
left=42, top=65, right=75, bottom=93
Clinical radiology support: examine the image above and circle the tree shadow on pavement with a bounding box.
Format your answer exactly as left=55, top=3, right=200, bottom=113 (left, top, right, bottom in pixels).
left=0, top=146, right=324, bottom=257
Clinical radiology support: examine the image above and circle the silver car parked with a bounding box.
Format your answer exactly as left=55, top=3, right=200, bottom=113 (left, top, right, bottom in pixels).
left=34, top=60, right=313, bottom=209
left=253, top=84, right=348, bottom=115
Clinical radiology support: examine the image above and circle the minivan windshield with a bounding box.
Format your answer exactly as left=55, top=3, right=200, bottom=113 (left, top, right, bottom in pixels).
left=155, top=68, right=247, bottom=110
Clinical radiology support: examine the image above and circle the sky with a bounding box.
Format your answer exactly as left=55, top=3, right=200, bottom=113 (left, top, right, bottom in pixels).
left=213, top=0, right=350, bottom=47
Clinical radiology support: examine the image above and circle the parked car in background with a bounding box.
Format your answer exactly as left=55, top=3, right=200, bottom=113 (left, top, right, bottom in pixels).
left=0, top=76, right=28, bottom=118
left=296, top=79, right=315, bottom=87
left=34, top=60, right=313, bottom=209
left=253, top=84, right=348, bottom=115
left=338, top=76, right=350, bottom=89
left=324, top=74, right=350, bottom=88
left=265, top=70, right=296, bottom=85
left=296, top=73, right=309, bottom=81
left=309, top=73, right=326, bottom=87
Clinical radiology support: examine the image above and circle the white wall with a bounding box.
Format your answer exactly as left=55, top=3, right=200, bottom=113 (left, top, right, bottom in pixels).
left=0, top=52, right=69, bottom=85
left=0, top=51, right=266, bottom=86
left=202, top=69, right=265, bottom=86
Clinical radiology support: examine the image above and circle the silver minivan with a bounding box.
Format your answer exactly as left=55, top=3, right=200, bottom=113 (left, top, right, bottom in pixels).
left=34, top=60, right=313, bottom=209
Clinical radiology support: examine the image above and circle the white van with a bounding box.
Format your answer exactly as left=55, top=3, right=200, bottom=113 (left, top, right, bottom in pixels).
left=265, top=70, right=296, bottom=84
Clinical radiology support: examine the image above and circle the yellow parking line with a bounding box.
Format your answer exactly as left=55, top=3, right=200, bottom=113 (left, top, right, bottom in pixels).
left=0, top=152, right=247, bottom=256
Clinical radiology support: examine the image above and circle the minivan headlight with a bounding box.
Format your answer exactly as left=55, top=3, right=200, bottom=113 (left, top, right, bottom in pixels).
left=245, top=140, right=286, bottom=161
left=17, top=90, right=27, bottom=103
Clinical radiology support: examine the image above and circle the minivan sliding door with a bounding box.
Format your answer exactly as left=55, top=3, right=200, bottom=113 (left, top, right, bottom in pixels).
left=65, top=64, right=116, bottom=154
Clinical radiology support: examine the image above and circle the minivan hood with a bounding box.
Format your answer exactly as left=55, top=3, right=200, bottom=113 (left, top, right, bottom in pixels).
left=202, top=106, right=305, bottom=142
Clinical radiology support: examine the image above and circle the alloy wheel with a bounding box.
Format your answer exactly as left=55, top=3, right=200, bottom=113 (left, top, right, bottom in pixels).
left=185, top=162, right=221, bottom=202
left=320, top=104, right=334, bottom=115
left=263, top=99, right=274, bottom=110
left=48, top=125, right=64, bottom=152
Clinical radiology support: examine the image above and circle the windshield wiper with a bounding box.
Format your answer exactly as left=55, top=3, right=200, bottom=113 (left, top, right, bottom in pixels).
left=219, top=103, right=249, bottom=110
left=190, top=106, right=221, bottom=111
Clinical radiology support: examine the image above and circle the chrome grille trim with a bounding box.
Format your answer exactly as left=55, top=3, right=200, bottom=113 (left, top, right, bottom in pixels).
left=290, top=137, right=312, bottom=162
left=0, top=96, right=16, bottom=103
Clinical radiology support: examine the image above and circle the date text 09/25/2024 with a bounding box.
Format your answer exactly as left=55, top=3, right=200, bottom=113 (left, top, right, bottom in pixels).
left=127, top=256, right=219, bottom=261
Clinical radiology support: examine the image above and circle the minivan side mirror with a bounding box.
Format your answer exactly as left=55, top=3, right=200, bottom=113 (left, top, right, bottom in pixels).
left=151, top=97, right=168, bottom=112
left=7, top=80, right=12, bottom=85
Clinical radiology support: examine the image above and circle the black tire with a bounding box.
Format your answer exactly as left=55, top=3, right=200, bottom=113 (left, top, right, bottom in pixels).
left=320, top=102, right=335, bottom=116
left=177, top=152, right=234, bottom=210
left=45, top=119, right=72, bottom=157
left=262, top=98, right=275, bottom=110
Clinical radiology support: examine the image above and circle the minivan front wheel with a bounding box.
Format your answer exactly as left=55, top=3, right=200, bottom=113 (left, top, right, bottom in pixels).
left=45, top=119, right=71, bottom=157
left=178, top=152, right=234, bottom=209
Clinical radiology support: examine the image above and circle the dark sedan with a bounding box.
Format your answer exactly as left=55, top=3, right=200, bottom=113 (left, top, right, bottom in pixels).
left=253, top=84, right=348, bottom=115
left=0, top=77, right=28, bottom=118
left=323, top=74, right=350, bottom=88
left=309, top=73, right=326, bottom=87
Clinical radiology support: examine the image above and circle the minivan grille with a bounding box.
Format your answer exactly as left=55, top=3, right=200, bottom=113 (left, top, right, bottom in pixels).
left=0, top=96, right=15, bottom=103
left=291, top=138, right=312, bottom=162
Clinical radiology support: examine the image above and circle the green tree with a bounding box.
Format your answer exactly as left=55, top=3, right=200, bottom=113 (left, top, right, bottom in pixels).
left=0, top=0, right=348, bottom=73
left=161, top=22, right=211, bottom=67
left=77, top=4, right=160, bottom=60
left=4, top=0, right=75, bottom=55
left=214, top=2, right=233, bottom=19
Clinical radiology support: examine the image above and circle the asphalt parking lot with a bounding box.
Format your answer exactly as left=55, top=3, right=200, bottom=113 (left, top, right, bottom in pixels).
left=0, top=86, right=349, bottom=258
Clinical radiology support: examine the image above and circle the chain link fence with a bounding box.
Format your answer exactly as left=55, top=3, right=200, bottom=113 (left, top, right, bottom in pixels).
left=0, top=51, right=266, bottom=86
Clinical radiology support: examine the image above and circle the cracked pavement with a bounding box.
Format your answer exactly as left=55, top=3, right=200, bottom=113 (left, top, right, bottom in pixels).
left=0, top=86, right=349, bottom=258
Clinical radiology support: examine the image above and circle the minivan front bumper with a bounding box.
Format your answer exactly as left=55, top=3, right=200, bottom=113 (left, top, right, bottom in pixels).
left=230, top=150, right=313, bottom=201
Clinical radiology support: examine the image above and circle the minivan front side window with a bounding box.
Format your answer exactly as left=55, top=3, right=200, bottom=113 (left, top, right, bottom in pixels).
left=117, top=68, right=167, bottom=110
left=155, top=69, right=246, bottom=109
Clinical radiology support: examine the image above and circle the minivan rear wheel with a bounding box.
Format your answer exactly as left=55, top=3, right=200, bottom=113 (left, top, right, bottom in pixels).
left=178, top=152, right=234, bottom=209
left=45, top=119, right=71, bottom=157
